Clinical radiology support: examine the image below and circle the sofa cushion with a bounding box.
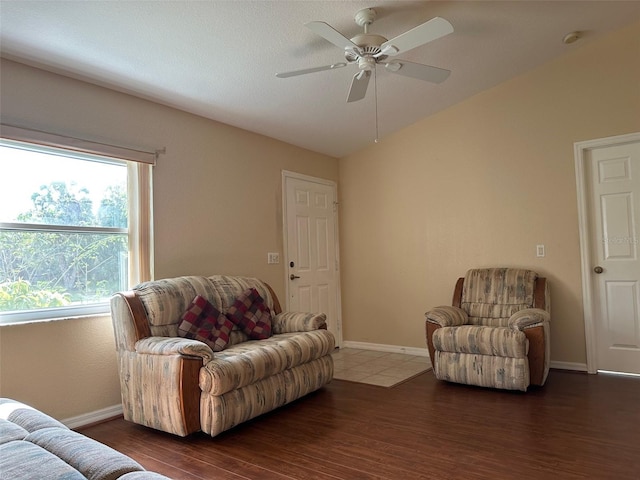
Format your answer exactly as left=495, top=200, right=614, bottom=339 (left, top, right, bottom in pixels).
left=134, top=276, right=276, bottom=337
left=178, top=295, right=234, bottom=351
left=207, top=276, right=276, bottom=312
left=199, top=329, right=336, bottom=395
left=0, top=418, right=29, bottom=444
left=26, top=427, right=145, bottom=480
left=0, top=440, right=86, bottom=480
left=134, top=276, right=222, bottom=332
left=226, top=288, right=272, bottom=340
left=0, top=398, right=68, bottom=432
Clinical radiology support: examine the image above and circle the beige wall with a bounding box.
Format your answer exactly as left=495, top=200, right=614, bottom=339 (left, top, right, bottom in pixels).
left=339, top=20, right=640, bottom=365
left=0, top=59, right=338, bottom=419
left=0, top=315, right=118, bottom=419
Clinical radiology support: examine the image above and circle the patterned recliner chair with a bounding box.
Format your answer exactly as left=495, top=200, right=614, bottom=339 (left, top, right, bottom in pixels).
left=425, top=268, right=550, bottom=391
left=110, top=275, right=334, bottom=437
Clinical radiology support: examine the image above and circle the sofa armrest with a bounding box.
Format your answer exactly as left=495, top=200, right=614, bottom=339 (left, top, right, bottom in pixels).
left=509, top=308, right=550, bottom=330
left=272, top=312, right=327, bottom=334
left=135, top=337, right=214, bottom=364
left=425, top=306, right=469, bottom=327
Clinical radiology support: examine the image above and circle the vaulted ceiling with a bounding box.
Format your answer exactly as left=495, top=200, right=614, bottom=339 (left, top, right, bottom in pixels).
left=1, top=1, right=639, bottom=158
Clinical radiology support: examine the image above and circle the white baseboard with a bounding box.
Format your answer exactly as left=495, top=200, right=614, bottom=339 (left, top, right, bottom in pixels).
left=342, top=340, right=432, bottom=368
left=62, top=403, right=123, bottom=429
left=341, top=341, right=432, bottom=368
left=550, top=361, right=588, bottom=372
left=342, top=340, right=430, bottom=357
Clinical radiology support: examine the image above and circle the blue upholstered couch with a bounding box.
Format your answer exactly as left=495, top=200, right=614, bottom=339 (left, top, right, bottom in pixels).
left=0, top=398, right=171, bottom=479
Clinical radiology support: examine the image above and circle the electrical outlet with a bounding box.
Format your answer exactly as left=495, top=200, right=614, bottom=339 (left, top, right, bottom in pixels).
left=536, top=244, right=545, bottom=257
left=267, top=252, right=280, bottom=264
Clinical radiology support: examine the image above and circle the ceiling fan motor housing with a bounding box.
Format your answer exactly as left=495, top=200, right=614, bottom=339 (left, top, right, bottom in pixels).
left=345, top=33, right=388, bottom=65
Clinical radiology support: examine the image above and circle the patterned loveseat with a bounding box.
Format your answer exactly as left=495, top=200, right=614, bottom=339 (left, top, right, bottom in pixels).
left=0, top=398, right=170, bottom=479
left=110, top=275, right=334, bottom=437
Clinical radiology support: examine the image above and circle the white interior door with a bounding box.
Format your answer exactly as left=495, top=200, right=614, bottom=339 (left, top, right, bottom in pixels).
left=579, top=135, right=640, bottom=374
left=283, top=171, right=342, bottom=346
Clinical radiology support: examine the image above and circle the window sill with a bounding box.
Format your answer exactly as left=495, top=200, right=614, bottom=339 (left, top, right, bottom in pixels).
left=0, top=304, right=110, bottom=326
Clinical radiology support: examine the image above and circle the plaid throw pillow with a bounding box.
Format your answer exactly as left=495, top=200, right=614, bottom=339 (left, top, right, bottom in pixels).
left=177, top=295, right=234, bottom=351
left=226, top=288, right=272, bottom=340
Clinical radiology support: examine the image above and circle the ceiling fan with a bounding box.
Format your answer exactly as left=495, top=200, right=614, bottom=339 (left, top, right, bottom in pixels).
left=276, top=8, right=454, bottom=103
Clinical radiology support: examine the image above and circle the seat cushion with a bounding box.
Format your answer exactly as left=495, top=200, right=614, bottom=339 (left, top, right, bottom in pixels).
left=199, top=330, right=335, bottom=395
left=26, top=427, right=145, bottom=480
left=0, top=441, right=86, bottom=480
left=0, top=418, right=29, bottom=444
left=0, top=398, right=68, bottom=432
left=433, top=325, right=528, bottom=358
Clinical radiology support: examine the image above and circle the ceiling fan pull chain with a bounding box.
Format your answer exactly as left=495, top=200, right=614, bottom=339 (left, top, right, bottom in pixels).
left=374, top=66, right=379, bottom=144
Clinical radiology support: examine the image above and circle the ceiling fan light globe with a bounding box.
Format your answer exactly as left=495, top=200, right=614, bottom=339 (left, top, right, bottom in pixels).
left=358, top=56, right=376, bottom=70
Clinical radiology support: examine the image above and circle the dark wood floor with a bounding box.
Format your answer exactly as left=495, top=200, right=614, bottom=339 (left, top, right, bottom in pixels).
left=79, top=370, right=640, bottom=480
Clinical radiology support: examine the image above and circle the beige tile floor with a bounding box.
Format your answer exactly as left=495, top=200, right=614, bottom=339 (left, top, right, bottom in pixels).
left=331, top=347, right=431, bottom=387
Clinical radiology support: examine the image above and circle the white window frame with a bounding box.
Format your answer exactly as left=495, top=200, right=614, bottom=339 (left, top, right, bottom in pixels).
left=0, top=126, right=155, bottom=325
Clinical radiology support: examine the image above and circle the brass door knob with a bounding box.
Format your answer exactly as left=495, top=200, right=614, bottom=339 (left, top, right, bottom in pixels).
left=593, top=266, right=604, bottom=274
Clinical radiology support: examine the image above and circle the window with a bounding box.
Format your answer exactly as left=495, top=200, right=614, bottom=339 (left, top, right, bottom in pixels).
left=0, top=130, right=154, bottom=324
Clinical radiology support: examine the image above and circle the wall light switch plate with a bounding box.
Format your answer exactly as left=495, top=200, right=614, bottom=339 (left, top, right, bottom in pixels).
left=536, top=244, right=545, bottom=257
left=267, top=252, right=280, bottom=264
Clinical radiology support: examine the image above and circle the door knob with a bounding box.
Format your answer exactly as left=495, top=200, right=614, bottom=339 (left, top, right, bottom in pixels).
left=290, top=274, right=301, bottom=280
left=593, top=266, right=604, bottom=274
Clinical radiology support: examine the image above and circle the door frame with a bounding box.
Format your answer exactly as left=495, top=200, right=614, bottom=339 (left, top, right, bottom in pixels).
left=574, top=131, right=640, bottom=374
left=281, top=170, right=343, bottom=347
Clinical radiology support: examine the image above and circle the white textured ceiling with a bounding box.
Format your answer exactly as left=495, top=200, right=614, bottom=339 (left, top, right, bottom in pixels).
left=1, top=1, right=639, bottom=158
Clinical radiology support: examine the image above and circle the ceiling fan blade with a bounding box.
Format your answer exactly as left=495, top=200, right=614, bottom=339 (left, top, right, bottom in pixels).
left=306, top=21, right=361, bottom=55
left=276, top=62, right=347, bottom=78
left=346, top=70, right=371, bottom=103
left=380, top=17, right=453, bottom=56
left=384, top=60, right=451, bottom=83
